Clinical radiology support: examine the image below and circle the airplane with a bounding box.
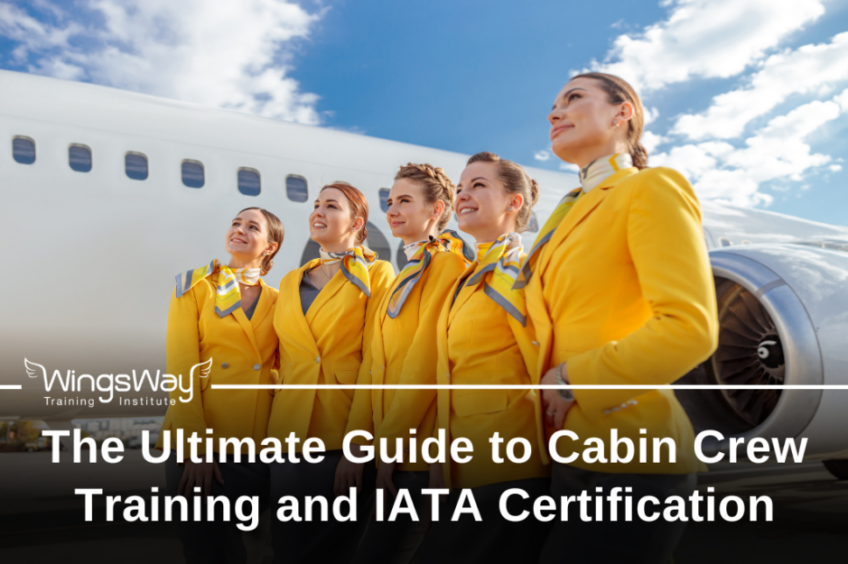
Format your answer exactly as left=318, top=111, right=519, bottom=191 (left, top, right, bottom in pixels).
left=2, top=68, right=848, bottom=480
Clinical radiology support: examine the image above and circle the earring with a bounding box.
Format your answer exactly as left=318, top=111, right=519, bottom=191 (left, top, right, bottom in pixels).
left=507, top=206, right=515, bottom=212
left=612, top=119, right=619, bottom=128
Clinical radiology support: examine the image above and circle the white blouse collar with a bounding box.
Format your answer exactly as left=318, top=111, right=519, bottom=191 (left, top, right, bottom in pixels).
left=579, top=153, right=633, bottom=193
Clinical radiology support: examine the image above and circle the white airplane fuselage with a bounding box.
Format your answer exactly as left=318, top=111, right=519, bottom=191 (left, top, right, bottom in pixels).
left=2, top=69, right=848, bottom=432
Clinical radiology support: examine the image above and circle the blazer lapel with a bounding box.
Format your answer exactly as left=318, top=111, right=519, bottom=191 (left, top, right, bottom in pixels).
left=536, top=167, right=636, bottom=280
left=233, top=308, right=260, bottom=359
left=283, top=262, right=320, bottom=357
left=447, top=262, right=479, bottom=327
left=249, top=278, right=273, bottom=328
left=304, top=266, right=349, bottom=327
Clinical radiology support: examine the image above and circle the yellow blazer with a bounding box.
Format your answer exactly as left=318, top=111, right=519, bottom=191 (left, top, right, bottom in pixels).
left=157, top=275, right=279, bottom=455
left=268, top=259, right=395, bottom=451
left=525, top=166, right=718, bottom=474
left=345, top=251, right=467, bottom=472
left=435, top=258, right=549, bottom=489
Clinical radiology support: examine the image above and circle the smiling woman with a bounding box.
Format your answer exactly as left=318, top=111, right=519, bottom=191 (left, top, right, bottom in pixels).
left=267, top=182, right=395, bottom=564
left=155, top=207, right=283, bottom=564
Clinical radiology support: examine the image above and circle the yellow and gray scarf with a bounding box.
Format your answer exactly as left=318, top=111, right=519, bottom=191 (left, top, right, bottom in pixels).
left=318, top=245, right=378, bottom=297
left=460, top=232, right=527, bottom=326
left=386, top=229, right=473, bottom=318
left=514, top=153, right=633, bottom=289
left=175, top=259, right=260, bottom=317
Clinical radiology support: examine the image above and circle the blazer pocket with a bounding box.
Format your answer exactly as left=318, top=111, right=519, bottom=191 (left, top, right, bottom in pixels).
left=335, top=370, right=358, bottom=385
left=452, top=390, right=508, bottom=417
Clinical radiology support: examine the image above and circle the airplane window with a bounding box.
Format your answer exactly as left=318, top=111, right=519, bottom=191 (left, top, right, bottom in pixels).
left=718, top=237, right=732, bottom=247
left=526, top=212, right=540, bottom=232
left=181, top=160, right=204, bottom=188
left=68, top=144, right=92, bottom=172
left=12, top=136, right=35, bottom=164
left=365, top=221, right=391, bottom=262
left=379, top=188, right=390, bottom=212
left=286, top=175, right=308, bottom=202
left=238, top=168, right=261, bottom=196
left=125, top=152, right=148, bottom=180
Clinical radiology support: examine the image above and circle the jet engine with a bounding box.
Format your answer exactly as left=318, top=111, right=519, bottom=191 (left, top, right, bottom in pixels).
left=677, top=241, right=848, bottom=479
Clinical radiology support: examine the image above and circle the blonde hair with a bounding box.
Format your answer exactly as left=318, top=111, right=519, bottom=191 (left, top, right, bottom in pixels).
left=466, top=152, right=539, bottom=231
left=394, top=163, right=456, bottom=232
left=570, top=72, right=648, bottom=169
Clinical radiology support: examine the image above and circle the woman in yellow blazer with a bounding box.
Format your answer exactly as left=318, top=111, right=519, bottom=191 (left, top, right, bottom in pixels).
left=526, top=73, right=719, bottom=563
left=340, top=164, right=472, bottom=563
left=158, top=206, right=283, bottom=564
left=413, top=152, right=551, bottom=564
left=267, top=183, right=394, bottom=564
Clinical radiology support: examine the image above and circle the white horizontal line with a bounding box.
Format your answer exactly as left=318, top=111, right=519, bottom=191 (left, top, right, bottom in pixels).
left=211, top=384, right=848, bottom=391
left=0, top=385, right=22, bottom=390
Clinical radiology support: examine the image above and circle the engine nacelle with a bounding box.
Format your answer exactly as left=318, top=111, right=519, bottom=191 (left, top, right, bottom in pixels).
left=678, top=242, right=848, bottom=460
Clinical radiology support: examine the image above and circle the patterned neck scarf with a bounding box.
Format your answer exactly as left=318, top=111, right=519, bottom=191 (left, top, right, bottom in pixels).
left=579, top=153, right=633, bottom=192
left=386, top=229, right=473, bottom=318
left=175, top=259, right=261, bottom=318
left=513, top=153, right=632, bottom=289
left=317, top=245, right=378, bottom=297
left=461, top=232, right=527, bottom=326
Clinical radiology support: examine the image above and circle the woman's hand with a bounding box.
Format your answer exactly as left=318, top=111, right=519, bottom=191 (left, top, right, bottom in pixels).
left=178, top=459, right=224, bottom=496
left=375, top=460, right=398, bottom=497
left=541, top=363, right=576, bottom=439
left=334, top=443, right=366, bottom=497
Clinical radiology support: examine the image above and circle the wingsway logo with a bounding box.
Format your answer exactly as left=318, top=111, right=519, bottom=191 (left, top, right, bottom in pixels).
left=24, top=358, right=212, bottom=408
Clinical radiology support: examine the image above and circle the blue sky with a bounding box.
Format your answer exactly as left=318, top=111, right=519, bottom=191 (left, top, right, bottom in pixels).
left=1, top=0, right=847, bottom=224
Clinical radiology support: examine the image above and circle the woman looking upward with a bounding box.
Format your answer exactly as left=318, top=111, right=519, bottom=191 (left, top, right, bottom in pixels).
left=522, top=73, right=719, bottom=563
left=159, top=207, right=283, bottom=563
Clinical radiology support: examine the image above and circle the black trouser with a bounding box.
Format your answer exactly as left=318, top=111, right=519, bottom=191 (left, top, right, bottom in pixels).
left=413, top=477, right=553, bottom=564
left=269, top=449, right=376, bottom=564
left=165, top=453, right=270, bottom=564
left=538, top=464, right=697, bottom=564
left=351, top=470, right=429, bottom=564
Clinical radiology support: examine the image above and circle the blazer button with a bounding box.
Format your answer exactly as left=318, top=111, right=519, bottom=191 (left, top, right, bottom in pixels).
left=221, top=363, right=229, bottom=369
left=315, top=356, right=321, bottom=363
left=532, top=341, right=540, bottom=346
left=253, top=364, right=261, bottom=371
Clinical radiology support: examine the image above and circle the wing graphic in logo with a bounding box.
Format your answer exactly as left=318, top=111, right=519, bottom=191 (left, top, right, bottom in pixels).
left=24, top=358, right=46, bottom=380
left=191, top=358, right=214, bottom=380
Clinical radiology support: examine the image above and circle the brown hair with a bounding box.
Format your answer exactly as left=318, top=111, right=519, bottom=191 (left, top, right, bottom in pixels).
left=466, top=152, right=539, bottom=232
left=319, top=183, right=369, bottom=245
left=570, top=72, right=648, bottom=169
left=394, top=163, right=456, bottom=232
left=238, top=207, right=284, bottom=276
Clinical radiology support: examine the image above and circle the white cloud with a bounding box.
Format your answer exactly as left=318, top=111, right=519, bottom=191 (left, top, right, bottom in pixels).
left=534, top=150, right=551, bottom=161
left=582, top=0, right=848, bottom=208
left=672, top=32, right=848, bottom=140
left=644, top=106, right=659, bottom=125
left=653, top=93, right=846, bottom=206
left=641, top=130, right=666, bottom=154
left=559, top=162, right=580, bottom=173
left=589, top=0, right=825, bottom=92
left=0, top=0, right=324, bottom=124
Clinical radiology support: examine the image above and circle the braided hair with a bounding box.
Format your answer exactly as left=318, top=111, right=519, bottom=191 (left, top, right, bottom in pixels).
left=394, top=163, right=457, bottom=232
